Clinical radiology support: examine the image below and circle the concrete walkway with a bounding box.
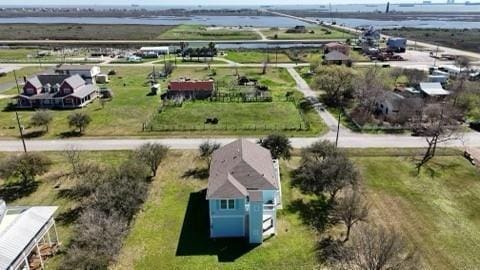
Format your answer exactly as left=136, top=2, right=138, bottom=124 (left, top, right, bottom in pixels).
left=286, top=67, right=350, bottom=135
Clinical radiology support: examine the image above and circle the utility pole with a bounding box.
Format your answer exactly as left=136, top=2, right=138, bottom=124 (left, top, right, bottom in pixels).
left=335, top=109, right=341, bottom=148
left=13, top=70, right=27, bottom=152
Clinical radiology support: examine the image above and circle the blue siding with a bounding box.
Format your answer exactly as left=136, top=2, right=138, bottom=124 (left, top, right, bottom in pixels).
left=262, top=190, right=276, bottom=204
left=249, top=200, right=263, bottom=244
left=209, top=198, right=246, bottom=238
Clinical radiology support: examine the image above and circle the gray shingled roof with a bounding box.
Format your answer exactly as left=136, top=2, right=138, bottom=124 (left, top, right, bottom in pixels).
left=64, top=74, right=86, bottom=89
left=324, top=51, right=350, bottom=61
left=206, top=139, right=278, bottom=199
left=70, top=84, right=98, bottom=99
left=26, top=74, right=70, bottom=89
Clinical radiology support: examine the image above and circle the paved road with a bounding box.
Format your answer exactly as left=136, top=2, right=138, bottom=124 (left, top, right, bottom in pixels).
left=0, top=39, right=345, bottom=45
left=0, top=132, right=478, bottom=152
left=267, top=10, right=480, bottom=61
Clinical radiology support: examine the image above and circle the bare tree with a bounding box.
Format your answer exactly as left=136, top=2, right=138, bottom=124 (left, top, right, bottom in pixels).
left=63, top=146, right=82, bottom=177
left=402, top=69, right=426, bottom=86
left=341, top=224, right=418, bottom=270
left=411, top=102, right=462, bottom=172
left=331, top=188, right=369, bottom=242
left=389, top=67, right=404, bottom=85
left=354, top=67, right=387, bottom=115
left=199, top=141, right=221, bottom=169
left=134, top=143, right=169, bottom=177
left=455, top=55, right=470, bottom=70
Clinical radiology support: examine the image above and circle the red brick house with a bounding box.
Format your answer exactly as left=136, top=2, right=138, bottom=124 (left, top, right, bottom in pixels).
left=17, top=74, right=98, bottom=109
left=324, top=42, right=350, bottom=56
left=165, top=79, right=215, bottom=99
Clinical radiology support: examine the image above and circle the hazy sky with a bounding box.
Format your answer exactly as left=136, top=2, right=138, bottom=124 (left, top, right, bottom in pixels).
left=0, top=0, right=472, bottom=6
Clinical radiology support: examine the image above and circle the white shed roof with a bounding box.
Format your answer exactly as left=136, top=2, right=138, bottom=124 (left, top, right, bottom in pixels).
left=0, top=206, right=57, bottom=269
left=140, top=46, right=169, bottom=51
left=419, top=82, right=450, bottom=96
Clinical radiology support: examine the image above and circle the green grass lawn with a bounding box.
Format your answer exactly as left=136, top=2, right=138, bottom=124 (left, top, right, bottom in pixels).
left=150, top=102, right=308, bottom=133
left=223, top=50, right=295, bottom=63
left=0, top=150, right=130, bottom=269
left=354, top=155, right=480, bottom=269
left=151, top=67, right=326, bottom=136
left=262, top=26, right=353, bottom=40
left=0, top=66, right=46, bottom=86
left=0, top=66, right=160, bottom=138
left=158, top=25, right=259, bottom=40
left=114, top=151, right=319, bottom=270
left=0, top=66, right=326, bottom=138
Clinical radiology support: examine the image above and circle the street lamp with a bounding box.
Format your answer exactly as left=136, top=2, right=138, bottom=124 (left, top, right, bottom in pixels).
left=13, top=70, right=27, bottom=153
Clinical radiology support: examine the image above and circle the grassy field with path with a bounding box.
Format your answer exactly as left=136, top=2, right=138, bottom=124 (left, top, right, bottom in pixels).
left=223, top=50, right=295, bottom=63
left=114, top=151, right=319, bottom=270
left=158, top=25, right=259, bottom=40
left=262, top=26, right=352, bottom=40
left=354, top=154, right=480, bottom=269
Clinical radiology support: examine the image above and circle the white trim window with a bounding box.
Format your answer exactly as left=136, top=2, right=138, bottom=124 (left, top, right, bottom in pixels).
left=220, top=199, right=235, bottom=210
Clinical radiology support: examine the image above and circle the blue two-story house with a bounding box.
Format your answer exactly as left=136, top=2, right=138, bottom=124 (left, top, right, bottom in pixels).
left=206, top=139, right=282, bottom=244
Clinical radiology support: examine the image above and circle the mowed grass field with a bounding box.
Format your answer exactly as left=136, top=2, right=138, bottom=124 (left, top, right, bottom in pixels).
left=0, top=66, right=45, bottom=86
left=354, top=154, right=480, bottom=269
left=152, top=67, right=326, bottom=136
left=0, top=151, right=130, bottom=269
left=114, top=151, right=319, bottom=270
left=0, top=66, right=159, bottom=138
left=223, top=50, right=295, bottom=63
left=0, top=24, right=175, bottom=40
left=0, top=66, right=326, bottom=138
left=261, top=26, right=352, bottom=40
left=158, top=25, right=259, bottom=40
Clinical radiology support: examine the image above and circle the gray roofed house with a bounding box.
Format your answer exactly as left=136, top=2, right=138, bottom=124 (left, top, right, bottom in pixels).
left=54, top=64, right=101, bottom=84
left=324, top=50, right=351, bottom=65
left=207, top=139, right=281, bottom=244
left=207, top=139, right=278, bottom=199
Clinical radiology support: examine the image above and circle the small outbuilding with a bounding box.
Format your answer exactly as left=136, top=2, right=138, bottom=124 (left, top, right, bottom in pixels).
left=323, top=51, right=351, bottom=65
left=419, top=82, right=451, bottom=98
left=139, top=46, right=169, bottom=58
left=165, top=79, right=215, bottom=100
left=324, top=42, right=350, bottom=56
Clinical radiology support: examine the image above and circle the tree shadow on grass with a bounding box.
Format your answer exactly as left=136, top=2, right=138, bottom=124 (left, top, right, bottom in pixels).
left=56, top=206, right=83, bottom=225
left=23, top=130, right=46, bottom=139
left=285, top=196, right=332, bottom=232
left=58, top=131, right=82, bottom=138
left=176, top=189, right=258, bottom=262
left=0, top=181, right=39, bottom=202
left=182, top=167, right=209, bottom=180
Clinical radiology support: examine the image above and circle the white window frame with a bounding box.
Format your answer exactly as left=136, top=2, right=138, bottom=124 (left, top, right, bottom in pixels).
left=219, top=199, right=235, bottom=210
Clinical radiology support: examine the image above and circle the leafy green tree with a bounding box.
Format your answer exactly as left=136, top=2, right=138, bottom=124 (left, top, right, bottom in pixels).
left=30, top=110, right=53, bottom=132
left=258, top=134, right=292, bottom=160
left=0, top=153, right=51, bottom=186
left=313, top=65, right=355, bottom=107
left=68, top=112, right=91, bottom=134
